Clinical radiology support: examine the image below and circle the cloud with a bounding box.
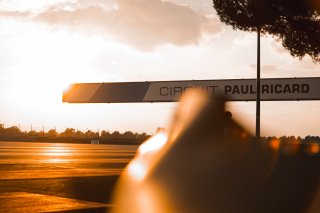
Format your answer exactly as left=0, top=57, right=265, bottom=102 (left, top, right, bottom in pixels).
left=270, top=40, right=288, bottom=55
left=248, top=64, right=279, bottom=74
left=0, top=0, right=222, bottom=50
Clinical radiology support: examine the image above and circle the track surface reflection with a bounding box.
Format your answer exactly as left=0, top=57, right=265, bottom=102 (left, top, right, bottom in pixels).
left=0, top=142, right=138, bottom=212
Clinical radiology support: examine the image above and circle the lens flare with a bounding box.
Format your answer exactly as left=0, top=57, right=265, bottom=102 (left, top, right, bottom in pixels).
left=269, top=138, right=280, bottom=150
left=308, top=143, right=320, bottom=155
left=128, top=131, right=168, bottom=181
left=138, top=131, right=168, bottom=155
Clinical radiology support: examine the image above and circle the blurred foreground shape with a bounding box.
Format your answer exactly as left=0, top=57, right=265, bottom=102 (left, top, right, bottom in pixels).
left=111, top=90, right=320, bottom=213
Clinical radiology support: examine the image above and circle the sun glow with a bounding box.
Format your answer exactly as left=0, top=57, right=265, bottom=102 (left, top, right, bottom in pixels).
left=42, top=147, right=72, bottom=157
left=9, top=29, right=94, bottom=98
left=1, top=19, right=106, bottom=126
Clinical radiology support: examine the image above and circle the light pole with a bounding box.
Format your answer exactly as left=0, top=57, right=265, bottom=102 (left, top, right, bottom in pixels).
left=252, top=0, right=262, bottom=139
left=256, top=27, right=261, bottom=138
left=2, top=122, right=5, bottom=134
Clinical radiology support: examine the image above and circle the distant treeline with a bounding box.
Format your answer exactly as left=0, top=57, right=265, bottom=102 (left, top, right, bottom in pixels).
left=1, top=124, right=320, bottom=147
left=262, top=135, right=320, bottom=144
left=0, top=124, right=150, bottom=144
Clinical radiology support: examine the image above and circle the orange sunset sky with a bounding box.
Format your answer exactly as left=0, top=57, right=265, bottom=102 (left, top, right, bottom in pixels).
left=0, top=0, right=319, bottom=136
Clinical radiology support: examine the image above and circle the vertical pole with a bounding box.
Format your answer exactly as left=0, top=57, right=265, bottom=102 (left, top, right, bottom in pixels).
left=256, top=28, right=261, bottom=138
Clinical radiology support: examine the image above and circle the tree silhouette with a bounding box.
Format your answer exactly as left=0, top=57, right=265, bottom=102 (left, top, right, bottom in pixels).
left=213, top=0, right=320, bottom=61
left=47, top=129, right=58, bottom=137
left=212, top=0, right=320, bottom=137
left=5, top=126, right=21, bottom=135
left=61, top=128, right=76, bottom=137
left=84, top=129, right=96, bottom=138
left=123, top=131, right=134, bottom=139
left=101, top=130, right=111, bottom=138
left=111, top=131, right=121, bottom=139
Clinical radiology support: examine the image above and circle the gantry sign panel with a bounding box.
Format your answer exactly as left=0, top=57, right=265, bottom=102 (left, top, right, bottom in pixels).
left=62, top=77, right=320, bottom=103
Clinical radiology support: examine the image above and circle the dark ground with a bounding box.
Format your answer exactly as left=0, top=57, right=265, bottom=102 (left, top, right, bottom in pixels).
left=0, top=176, right=119, bottom=213
left=0, top=142, right=137, bottom=213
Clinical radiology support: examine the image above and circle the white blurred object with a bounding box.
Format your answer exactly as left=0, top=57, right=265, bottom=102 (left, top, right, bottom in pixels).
left=111, top=89, right=320, bottom=213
